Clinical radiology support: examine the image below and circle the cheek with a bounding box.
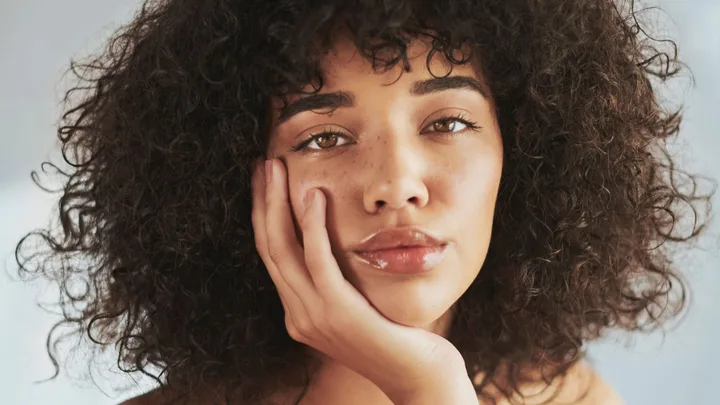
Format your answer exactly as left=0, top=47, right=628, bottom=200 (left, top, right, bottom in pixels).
left=445, top=151, right=503, bottom=226
left=285, top=164, right=355, bottom=226
left=286, top=167, right=319, bottom=221
left=442, top=153, right=502, bottom=278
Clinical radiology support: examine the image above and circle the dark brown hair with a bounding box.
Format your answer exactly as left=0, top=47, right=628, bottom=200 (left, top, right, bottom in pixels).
left=15, top=0, right=714, bottom=404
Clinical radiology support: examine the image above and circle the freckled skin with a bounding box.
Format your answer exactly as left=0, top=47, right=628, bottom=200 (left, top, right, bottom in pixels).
left=268, top=36, right=503, bottom=329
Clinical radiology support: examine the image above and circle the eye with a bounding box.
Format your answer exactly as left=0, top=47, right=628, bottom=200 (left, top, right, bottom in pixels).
left=290, top=113, right=481, bottom=153
left=290, top=131, right=352, bottom=152
left=421, top=114, right=480, bottom=134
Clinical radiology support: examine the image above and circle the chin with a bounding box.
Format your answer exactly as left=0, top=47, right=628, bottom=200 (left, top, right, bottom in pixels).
left=339, top=250, right=478, bottom=331
left=375, top=304, right=452, bottom=330
left=356, top=276, right=459, bottom=330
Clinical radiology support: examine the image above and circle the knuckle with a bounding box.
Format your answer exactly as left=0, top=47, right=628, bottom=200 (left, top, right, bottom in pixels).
left=303, top=253, right=321, bottom=271
left=285, top=318, right=305, bottom=342
left=265, top=195, right=278, bottom=212
left=293, top=317, right=315, bottom=336
left=287, top=327, right=305, bottom=343
left=267, top=246, right=282, bottom=264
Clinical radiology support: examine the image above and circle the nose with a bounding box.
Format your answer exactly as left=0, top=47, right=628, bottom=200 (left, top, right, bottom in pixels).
left=362, top=140, right=430, bottom=214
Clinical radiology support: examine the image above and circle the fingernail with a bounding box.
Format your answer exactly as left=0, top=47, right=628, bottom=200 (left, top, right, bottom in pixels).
left=264, top=159, right=273, bottom=184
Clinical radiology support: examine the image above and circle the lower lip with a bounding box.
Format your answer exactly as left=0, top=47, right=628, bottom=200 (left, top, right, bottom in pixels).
left=352, top=245, right=448, bottom=274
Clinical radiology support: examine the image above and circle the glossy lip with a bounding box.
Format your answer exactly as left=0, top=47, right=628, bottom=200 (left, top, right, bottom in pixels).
left=350, top=226, right=449, bottom=274
left=352, top=226, right=447, bottom=252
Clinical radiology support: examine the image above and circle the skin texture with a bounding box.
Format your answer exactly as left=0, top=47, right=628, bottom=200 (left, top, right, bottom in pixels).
left=14, top=0, right=714, bottom=404
left=267, top=36, right=503, bottom=330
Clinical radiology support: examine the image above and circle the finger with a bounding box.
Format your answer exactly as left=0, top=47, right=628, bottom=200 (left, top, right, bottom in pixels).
left=301, top=188, right=346, bottom=295
left=251, top=159, right=270, bottom=255
left=251, top=159, right=304, bottom=306
left=264, top=158, right=319, bottom=304
left=252, top=160, right=315, bottom=340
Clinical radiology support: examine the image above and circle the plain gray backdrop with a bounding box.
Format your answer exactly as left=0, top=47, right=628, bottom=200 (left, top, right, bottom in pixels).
left=1, top=1, right=718, bottom=404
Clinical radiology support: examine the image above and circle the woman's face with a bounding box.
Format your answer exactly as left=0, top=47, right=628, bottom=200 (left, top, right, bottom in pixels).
left=267, top=36, right=503, bottom=330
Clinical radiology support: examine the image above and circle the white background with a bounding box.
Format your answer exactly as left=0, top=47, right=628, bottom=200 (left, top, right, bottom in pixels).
left=1, top=1, right=718, bottom=404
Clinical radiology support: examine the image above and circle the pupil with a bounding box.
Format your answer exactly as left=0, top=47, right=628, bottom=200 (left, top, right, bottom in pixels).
left=319, top=134, right=337, bottom=148
left=436, top=120, right=454, bottom=132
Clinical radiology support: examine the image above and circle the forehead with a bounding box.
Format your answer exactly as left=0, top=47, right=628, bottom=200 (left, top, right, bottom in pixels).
left=270, top=35, right=487, bottom=115
left=321, top=35, right=478, bottom=83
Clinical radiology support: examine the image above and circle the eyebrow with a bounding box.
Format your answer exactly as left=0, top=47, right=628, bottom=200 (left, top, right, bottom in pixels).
left=275, top=75, right=488, bottom=126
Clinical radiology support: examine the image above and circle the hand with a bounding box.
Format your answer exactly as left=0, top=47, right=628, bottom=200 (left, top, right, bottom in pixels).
left=251, top=158, right=477, bottom=404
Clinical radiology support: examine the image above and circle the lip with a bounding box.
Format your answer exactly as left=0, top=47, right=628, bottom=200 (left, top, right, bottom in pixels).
left=351, top=227, right=449, bottom=274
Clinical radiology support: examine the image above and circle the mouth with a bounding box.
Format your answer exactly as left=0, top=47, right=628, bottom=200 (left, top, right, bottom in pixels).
left=351, top=227, right=449, bottom=274
left=352, top=245, right=448, bottom=274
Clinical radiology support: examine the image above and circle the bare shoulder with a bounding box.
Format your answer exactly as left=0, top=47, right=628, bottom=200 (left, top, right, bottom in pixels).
left=480, top=361, right=623, bottom=405
left=548, top=362, right=624, bottom=405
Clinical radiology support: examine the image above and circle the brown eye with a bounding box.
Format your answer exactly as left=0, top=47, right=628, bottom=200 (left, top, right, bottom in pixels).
left=420, top=115, right=479, bottom=135
left=314, top=134, right=339, bottom=149
left=432, top=119, right=460, bottom=132
left=299, top=132, right=352, bottom=151
left=291, top=130, right=353, bottom=153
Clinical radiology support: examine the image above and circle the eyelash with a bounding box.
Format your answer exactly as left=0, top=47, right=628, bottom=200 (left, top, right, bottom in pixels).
left=290, top=113, right=482, bottom=153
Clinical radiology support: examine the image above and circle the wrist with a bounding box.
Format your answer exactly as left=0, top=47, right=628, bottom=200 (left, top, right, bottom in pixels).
left=392, top=374, right=477, bottom=405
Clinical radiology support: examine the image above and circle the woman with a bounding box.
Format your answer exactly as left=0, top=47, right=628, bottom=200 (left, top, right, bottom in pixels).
left=15, top=0, right=713, bottom=404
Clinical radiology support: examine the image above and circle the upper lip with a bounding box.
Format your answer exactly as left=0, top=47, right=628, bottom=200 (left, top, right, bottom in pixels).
left=352, top=226, right=447, bottom=252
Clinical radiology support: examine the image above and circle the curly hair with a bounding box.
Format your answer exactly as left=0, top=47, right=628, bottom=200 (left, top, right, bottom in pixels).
left=15, top=0, right=715, bottom=404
